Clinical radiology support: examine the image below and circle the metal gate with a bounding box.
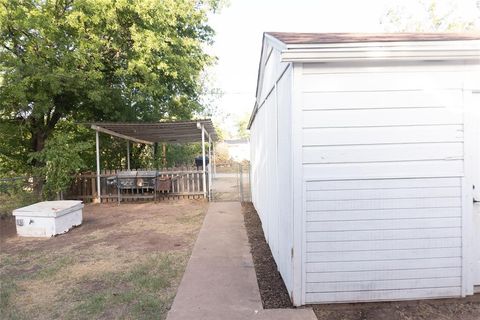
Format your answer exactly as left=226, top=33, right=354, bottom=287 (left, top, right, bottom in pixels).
left=211, top=162, right=250, bottom=202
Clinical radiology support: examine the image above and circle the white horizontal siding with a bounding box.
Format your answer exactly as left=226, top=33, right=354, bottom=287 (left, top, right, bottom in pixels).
left=306, top=197, right=461, bottom=212
left=307, top=207, right=461, bottom=221
left=306, top=217, right=461, bottom=232
left=299, top=66, right=466, bottom=303
left=303, top=125, right=464, bottom=146
left=306, top=228, right=461, bottom=242
left=302, top=108, right=462, bottom=128
left=306, top=178, right=461, bottom=190
left=306, top=277, right=461, bottom=293
left=302, top=90, right=462, bottom=110
left=250, top=39, right=477, bottom=306
left=306, top=257, right=461, bottom=273
left=306, top=267, right=462, bottom=282
left=303, top=143, right=463, bottom=164
left=307, top=187, right=461, bottom=200
left=301, top=72, right=465, bottom=92
left=305, top=287, right=462, bottom=304
left=300, top=68, right=465, bottom=180
left=305, top=177, right=463, bottom=303
left=306, top=237, right=462, bottom=252
left=303, top=160, right=464, bottom=180
left=307, top=247, right=462, bottom=262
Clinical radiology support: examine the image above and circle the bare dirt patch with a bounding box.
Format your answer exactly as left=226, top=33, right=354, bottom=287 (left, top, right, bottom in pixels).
left=1, top=201, right=204, bottom=253
left=0, top=216, right=16, bottom=240
left=313, top=296, right=480, bottom=320
left=0, top=200, right=208, bottom=320
left=242, top=202, right=480, bottom=320
left=102, top=231, right=185, bottom=252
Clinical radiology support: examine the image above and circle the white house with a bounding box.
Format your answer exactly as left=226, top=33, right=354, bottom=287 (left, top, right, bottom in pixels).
left=248, top=32, right=480, bottom=306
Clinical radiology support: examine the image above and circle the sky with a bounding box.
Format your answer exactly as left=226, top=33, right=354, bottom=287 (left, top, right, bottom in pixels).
left=205, top=0, right=480, bottom=137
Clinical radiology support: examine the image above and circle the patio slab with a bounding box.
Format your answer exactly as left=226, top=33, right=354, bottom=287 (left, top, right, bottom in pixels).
left=166, top=201, right=316, bottom=320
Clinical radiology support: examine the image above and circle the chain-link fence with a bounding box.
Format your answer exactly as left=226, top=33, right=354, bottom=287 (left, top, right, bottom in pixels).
left=237, top=161, right=251, bottom=203
left=211, top=161, right=250, bottom=202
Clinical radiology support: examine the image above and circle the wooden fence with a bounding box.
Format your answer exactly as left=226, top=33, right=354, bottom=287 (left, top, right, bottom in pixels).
left=65, top=168, right=209, bottom=203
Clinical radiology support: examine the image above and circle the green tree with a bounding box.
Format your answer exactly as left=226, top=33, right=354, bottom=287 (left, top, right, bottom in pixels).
left=0, top=0, right=220, bottom=175
left=163, top=143, right=202, bottom=168
left=0, top=119, right=31, bottom=175
left=381, top=0, right=480, bottom=32
left=235, top=113, right=250, bottom=140
left=29, top=125, right=91, bottom=199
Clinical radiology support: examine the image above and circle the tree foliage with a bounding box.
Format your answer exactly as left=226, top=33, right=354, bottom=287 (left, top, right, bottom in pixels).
left=235, top=113, right=250, bottom=140
left=0, top=0, right=219, bottom=169
left=0, top=0, right=221, bottom=198
left=381, top=0, right=480, bottom=32
left=0, top=119, right=31, bottom=175
left=29, top=123, right=91, bottom=199
left=162, top=143, right=202, bottom=168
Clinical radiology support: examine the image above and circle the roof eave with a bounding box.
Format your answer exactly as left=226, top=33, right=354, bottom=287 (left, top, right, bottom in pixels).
left=91, top=124, right=154, bottom=145
left=247, top=101, right=257, bottom=130
left=280, top=40, right=480, bottom=63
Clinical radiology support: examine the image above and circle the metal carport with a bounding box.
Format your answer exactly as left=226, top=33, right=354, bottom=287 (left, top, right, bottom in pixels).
left=90, top=119, right=217, bottom=201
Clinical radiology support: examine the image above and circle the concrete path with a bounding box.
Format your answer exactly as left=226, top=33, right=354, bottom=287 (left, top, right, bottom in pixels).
left=166, top=201, right=316, bottom=320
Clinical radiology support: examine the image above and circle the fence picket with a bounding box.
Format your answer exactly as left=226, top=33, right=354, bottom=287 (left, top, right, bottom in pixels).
left=64, top=168, right=205, bottom=202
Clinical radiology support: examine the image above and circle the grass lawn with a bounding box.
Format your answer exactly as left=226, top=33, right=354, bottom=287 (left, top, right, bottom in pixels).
left=0, top=200, right=208, bottom=320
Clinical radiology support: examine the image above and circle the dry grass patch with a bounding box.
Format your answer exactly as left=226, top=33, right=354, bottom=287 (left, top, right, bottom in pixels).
left=0, top=200, right=207, bottom=320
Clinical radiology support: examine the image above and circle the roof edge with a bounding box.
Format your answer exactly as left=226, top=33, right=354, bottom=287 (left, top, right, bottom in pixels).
left=280, top=42, right=480, bottom=63
left=266, top=32, right=480, bottom=46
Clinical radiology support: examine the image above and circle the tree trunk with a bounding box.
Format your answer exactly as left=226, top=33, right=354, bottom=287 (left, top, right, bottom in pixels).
left=31, top=130, right=46, bottom=153
left=30, top=128, right=47, bottom=196
left=27, top=97, right=67, bottom=197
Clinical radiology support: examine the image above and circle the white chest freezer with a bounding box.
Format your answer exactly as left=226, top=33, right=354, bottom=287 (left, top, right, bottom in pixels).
left=12, top=200, right=83, bottom=237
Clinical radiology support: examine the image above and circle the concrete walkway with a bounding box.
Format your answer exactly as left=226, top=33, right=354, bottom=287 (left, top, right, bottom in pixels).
left=166, top=202, right=316, bottom=320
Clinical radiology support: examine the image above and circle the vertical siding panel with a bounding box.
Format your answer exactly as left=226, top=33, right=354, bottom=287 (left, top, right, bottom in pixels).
left=250, top=43, right=297, bottom=303
left=292, top=63, right=305, bottom=305
left=462, top=86, right=477, bottom=294
left=467, top=91, right=480, bottom=201
left=277, top=67, right=294, bottom=295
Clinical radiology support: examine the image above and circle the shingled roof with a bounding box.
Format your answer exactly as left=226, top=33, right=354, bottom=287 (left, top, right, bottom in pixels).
left=266, top=32, right=480, bottom=45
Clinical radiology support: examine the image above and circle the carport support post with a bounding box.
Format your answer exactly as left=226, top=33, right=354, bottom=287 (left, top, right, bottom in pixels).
left=95, top=130, right=101, bottom=203
left=212, top=142, right=216, bottom=177
left=208, top=134, right=212, bottom=201
left=126, top=141, right=130, bottom=170
left=201, top=125, right=207, bottom=198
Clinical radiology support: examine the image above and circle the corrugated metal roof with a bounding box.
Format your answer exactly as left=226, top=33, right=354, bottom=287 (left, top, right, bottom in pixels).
left=90, top=119, right=217, bottom=144
left=266, top=32, right=480, bottom=45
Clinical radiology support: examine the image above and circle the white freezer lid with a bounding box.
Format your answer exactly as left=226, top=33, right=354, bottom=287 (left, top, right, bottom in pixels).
left=12, top=200, right=84, bottom=218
